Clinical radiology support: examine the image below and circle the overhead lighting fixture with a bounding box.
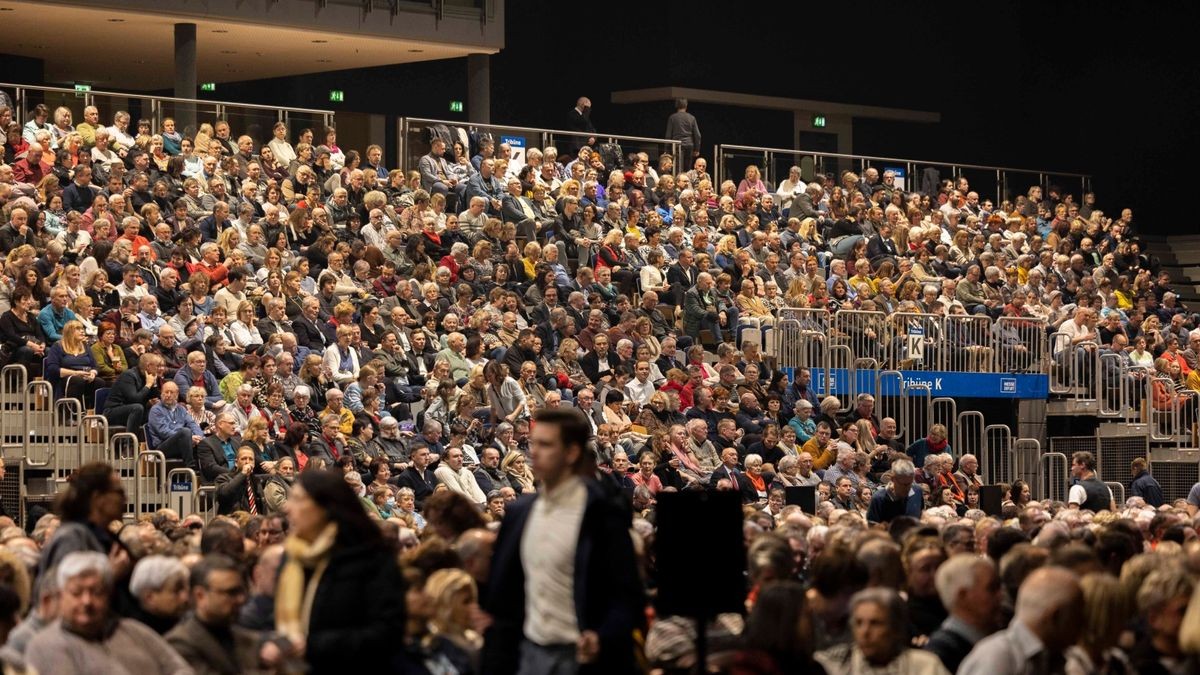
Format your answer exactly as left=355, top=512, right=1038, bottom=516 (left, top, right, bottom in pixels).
left=316, top=59, right=332, bottom=63
left=107, top=18, right=125, bottom=22
left=0, top=8, right=15, bottom=11
left=311, top=39, right=327, bottom=43
left=211, top=29, right=228, bottom=33
left=220, top=50, right=237, bottom=54
left=407, top=49, right=424, bottom=53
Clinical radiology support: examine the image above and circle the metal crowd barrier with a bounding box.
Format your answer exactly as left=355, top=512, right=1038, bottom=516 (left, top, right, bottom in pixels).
left=1105, top=481, right=1126, bottom=507
left=23, top=381, right=54, bottom=468
left=945, top=314, right=995, bottom=373
left=886, top=312, right=943, bottom=371
left=982, top=424, right=1013, bottom=484
left=0, top=365, right=27, bottom=451
left=712, top=143, right=1092, bottom=208
left=111, top=433, right=140, bottom=522
left=902, top=383, right=932, bottom=447
left=197, top=486, right=219, bottom=522
left=169, top=469, right=199, bottom=518
left=995, top=316, right=1047, bottom=374
left=2, top=81, right=334, bottom=148
left=1097, top=355, right=1149, bottom=421
left=956, top=411, right=986, bottom=462
left=399, top=116, right=682, bottom=176
left=1012, top=439, right=1042, bottom=494
left=932, top=398, right=957, bottom=454
left=765, top=310, right=1049, bottom=379
left=1039, top=451, right=1069, bottom=502
left=876, top=370, right=904, bottom=440
left=1149, top=378, right=1198, bottom=448
left=137, top=451, right=170, bottom=517
left=1049, top=333, right=1098, bottom=401
left=833, top=310, right=887, bottom=369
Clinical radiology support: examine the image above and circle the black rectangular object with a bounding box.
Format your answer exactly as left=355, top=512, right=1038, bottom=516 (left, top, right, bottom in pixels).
left=979, top=485, right=1004, bottom=517
left=785, top=486, right=818, bottom=514
left=655, top=490, right=746, bottom=617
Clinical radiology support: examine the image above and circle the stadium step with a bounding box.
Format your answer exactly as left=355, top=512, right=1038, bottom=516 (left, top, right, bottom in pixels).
left=1046, top=398, right=1099, bottom=416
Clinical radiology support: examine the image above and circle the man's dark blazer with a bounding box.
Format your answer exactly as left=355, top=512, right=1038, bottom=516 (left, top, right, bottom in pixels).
left=197, top=433, right=243, bottom=483
left=483, top=477, right=643, bottom=675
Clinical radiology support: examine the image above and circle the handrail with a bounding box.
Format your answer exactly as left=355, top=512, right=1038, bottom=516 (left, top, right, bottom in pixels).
left=0, top=81, right=335, bottom=116
left=403, top=116, right=677, bottom=146
left=716, top=143, right=1092, bottom=179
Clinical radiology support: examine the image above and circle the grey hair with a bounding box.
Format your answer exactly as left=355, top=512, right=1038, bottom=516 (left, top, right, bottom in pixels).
left=935, top=554, right=993, bottom=609
left=293, top=385, right=311, bottom=399
left=849, top=587, right=908, bottom=650
left=57, top=551, right=113, bottom=590
left=744, top=453, right=763, bottom=468
left=129, top=555, right=188, bottom=597
left=891, top=458, right=916, bottom=478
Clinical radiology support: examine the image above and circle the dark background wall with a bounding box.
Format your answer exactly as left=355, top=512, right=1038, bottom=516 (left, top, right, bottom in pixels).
left=5, top=1, right=1195, bottom=233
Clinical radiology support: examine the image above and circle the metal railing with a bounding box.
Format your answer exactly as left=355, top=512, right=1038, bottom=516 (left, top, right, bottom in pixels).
left=2, top=82, right=334, bottom=147
left=713, top=143, right=1093, bottom=206
left=982, top=424, right=1013, bottom=484
left=768, top=308, right=1049, bottom=378
left=398, top=116, right=682, bottom=175
left=956, top=411, right=986, bottom=463
left=1039, top=451, right=1069, bottom=502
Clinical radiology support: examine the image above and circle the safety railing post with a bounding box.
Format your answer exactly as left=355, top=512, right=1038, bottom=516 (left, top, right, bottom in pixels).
left=983, top=424, right=1013, bottom=484
left=956, top=411, right=986, bottom=462
left=168, top=469, right=198, bottom=517
left=713, top=143, right=1089, bottom=206
left=1039, top=452, right=1068, bottom=502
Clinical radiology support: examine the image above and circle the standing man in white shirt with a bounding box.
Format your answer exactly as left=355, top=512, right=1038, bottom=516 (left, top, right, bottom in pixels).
left=484, top=408, right=644, bottom=674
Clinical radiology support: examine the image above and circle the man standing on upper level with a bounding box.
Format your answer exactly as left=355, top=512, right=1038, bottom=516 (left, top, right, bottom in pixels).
left=665, top=98, right=701, bottom=162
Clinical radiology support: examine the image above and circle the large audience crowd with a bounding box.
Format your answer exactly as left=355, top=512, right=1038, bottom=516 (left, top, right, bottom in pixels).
left=0, top=95, right=1199, bottom=674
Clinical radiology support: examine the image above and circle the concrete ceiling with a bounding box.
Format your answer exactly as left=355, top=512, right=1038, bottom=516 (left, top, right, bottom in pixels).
left=0, top=0, right=483, bottom=90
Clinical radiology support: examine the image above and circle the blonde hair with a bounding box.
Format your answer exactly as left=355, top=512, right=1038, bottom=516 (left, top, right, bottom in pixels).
left=62, top=320, right=86, bottom=354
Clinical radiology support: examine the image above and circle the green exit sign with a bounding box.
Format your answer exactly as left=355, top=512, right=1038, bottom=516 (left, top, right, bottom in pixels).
left=449, top=100, right=463, bottom=113
left=812, top=114, right=827, bottom=128
left=329, top=90, right=344, bottom=103
left=200, top=82, right=216, bottom=92
left=74, top=83, right=91, bottom=93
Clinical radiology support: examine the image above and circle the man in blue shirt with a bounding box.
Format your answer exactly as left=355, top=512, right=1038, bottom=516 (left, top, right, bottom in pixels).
left=37, top=287, right=76, bottom=342
left=146, top=381, right=204, bottom=469
left=867, top=457, right=924, bottom=523
left=173, top=351, right=224, bottom=408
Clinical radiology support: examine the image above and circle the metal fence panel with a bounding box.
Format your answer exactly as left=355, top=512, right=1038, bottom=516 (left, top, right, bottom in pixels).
left=832, top=310, right=887, bottom=367
left=1012, top=439, right=1041, bottom=494
left=1039, top=452, right=1069, bottom=503
left=0, top=365, right=27, bottom=451
left=877, top=371, right=904, bottom=442
left=885, top=312, right=944, bottom=371
left=932, top=398, right=958, bottom=455
left=995, top=316, right=1046, bottom=374
left=23, top=381, right=54, bottom=468
left=945, top=314, right=994, bottom=372
left=983, top=425, right=1013, bottom=484
left=956, top=411, right=986, bottom=463
left=1151, top=460, right=1200, bottom=503
left=903, top=384, right=933, bottom=447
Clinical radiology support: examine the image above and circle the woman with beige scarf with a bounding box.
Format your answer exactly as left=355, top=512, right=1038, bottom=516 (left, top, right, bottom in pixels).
left=275, top=469, right=408, bottom=673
